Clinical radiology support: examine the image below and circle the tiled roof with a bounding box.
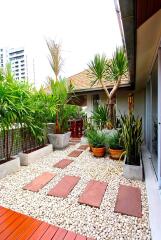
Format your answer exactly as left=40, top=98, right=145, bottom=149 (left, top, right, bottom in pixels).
left=68, top=70, right=130, bottom=92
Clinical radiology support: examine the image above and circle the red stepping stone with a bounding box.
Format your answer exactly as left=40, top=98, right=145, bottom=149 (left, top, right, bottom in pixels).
left=78, top=145, right=89, bottom=150
left=68, top=150, right=83, bottom=157
left=23, top=172, right=56, bottom=192
left=114, top=184, right=142, bottom=218
left=48, top=175, right=80, bottom=198
left=69, top=142, right=76, bottom=146
left=54, top=159, right=73, bottom=169
left=78, top=180, right=108, bottom=208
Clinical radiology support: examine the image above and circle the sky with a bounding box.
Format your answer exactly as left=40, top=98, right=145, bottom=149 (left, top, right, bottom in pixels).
left=0, top=0, right=122, bottom=87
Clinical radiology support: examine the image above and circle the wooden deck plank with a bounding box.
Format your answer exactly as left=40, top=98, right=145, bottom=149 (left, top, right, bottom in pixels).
left=75, top=234, right=87, bottom=240
left=28, top=222, right=49, bottom=240
left=0, top=214, right=27, bottom=240
left=0, top=210, right=14, bottom=224
left=40, top=225, right=59, bottom=240
left=0, top=213, right=21, bottom=234
left=64, top=231, right=77, bottom=240
left=5, top=217, right=35, bottom=240
left=18, top=220, right=42, bottom=240
left=0, top=207, right=9, bottom=217
left=23, top=172, right=56, bottom=192
left=52, top=228, right=68, bottom=240
left=48, top=175, right=80, bottom=198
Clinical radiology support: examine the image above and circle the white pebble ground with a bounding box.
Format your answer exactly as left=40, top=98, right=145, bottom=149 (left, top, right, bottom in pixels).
left=0, top=143, right=151, bottom=240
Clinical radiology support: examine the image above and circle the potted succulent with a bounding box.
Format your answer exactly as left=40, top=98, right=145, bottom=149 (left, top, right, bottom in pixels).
left=120, top=112, right=143, bottom=180
left=87, top=130, right=107, bottom=157
left=107, top=131, right=124, bottom=160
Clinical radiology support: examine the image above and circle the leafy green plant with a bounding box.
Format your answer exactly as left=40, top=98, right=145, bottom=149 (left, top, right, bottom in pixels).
left=88, top=47, right=128, bottom=126
left=50, top=79, right=75, bottom=133
left=120, top=112, right=142, bottom=166
left=86, top=130, right=107, bottom=148
left=92, top=105, right=109, bottom=129
left=107, top=131, right=124, bottom=150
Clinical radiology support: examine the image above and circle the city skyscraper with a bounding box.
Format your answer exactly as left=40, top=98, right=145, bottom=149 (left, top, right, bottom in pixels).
left=0, top=47, right=28, bottom=80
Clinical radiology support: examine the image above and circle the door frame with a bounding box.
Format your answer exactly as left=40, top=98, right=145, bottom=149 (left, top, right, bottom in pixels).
left=158, top=48, right=161, bottom=188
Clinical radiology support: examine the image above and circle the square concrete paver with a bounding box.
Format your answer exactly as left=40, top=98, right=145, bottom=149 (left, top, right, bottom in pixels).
left=48, top=175, right=80, bottom=198
left=23, top=172, right=56, bottom=192
left=53, top=159, right=73, bottom=169
left=78, top=180, right=108, bottom=208
left=114, top=184, right=142, bottom=218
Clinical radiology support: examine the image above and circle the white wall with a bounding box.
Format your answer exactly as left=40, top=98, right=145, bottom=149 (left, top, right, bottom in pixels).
left=116, top=91, right=129, bottom=116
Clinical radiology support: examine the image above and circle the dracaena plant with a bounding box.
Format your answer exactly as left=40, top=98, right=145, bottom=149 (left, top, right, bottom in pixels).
left=120, top=112, right=143, bottom=166
left=88, top=47, right=128, bottom=126
left=92, top=105, right=109, bottom=130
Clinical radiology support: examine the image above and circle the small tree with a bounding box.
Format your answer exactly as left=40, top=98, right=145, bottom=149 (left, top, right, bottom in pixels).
left=46, top=39, right=64, bottom=133
left=88, top=47, right=128, bottom=126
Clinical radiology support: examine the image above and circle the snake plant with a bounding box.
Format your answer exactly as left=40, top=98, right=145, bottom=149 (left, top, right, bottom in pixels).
left=120, top=113, right=142, bottom=166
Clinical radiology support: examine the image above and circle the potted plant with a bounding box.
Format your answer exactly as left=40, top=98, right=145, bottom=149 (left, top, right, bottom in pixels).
left=120, top=112, right=143, bottom=180
left=86, top=130, right=107, bottom=157
left=47, top=80, right=74, bottom=149
left=107, top=131, right=124, bottom=160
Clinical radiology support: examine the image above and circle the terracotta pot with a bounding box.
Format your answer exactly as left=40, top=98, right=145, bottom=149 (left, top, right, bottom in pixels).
left=92, top=147, right=106, bottom=157
left=108, top=148, right=124, bottom=160
left=89, top=144, right=92, bottom=152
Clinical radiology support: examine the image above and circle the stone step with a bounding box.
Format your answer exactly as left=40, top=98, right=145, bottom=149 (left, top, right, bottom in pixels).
left=114, top=184, right=142, bottom=218
left=23, top=172, right=56, bottom=192
left=78, top=145, right=89, bottom=150
left=78, top=180, right=108, bottom=208
left=48, top=175, right=80, bottom=198
left=54, top=159, right=73, bottom=169
left=68, top=150, right=83, bottom=157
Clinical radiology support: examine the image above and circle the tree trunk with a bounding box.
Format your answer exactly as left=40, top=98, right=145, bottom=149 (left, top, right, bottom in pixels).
left=108, top=98, right=115, bottom=128
left=55, top=112, right=60, bottom=134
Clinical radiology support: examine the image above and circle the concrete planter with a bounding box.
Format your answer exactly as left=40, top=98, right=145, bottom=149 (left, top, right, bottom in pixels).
left=123, top=156, right=143, bottom=181
left=19, top=144, right=53, bottom=166
left=0, top=156, right=20, bottom=179
left=48, top=132, right=71, bottom=149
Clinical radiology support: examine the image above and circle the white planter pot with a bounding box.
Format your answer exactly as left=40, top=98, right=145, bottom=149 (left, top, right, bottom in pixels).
left=19, top=144, right=53, bottom=166
left=48, top=132, right=71, bottom=149
left=123, top=156, right=143, bottom=181
left=0, top=156, right=20, bottom=179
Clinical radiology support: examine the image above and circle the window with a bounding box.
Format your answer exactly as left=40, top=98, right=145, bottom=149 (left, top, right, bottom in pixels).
left=93, top=94, right=100, bottom=110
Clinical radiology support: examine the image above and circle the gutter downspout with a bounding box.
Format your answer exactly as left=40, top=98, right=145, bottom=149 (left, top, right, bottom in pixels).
left=114, top=0, right=126, bottom=48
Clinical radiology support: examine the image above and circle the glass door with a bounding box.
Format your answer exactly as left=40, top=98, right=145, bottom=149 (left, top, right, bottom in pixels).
left=151, top=58, right=158, bottom=176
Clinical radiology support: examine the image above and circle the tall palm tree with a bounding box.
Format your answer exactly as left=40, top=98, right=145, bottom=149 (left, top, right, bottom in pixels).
left=88, top=47, right=128, bottom=126
left=46, top=39, right=63, bottom=81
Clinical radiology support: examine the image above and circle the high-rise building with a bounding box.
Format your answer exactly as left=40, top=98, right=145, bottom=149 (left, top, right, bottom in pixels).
left=0, top=47, right=28, bottom=80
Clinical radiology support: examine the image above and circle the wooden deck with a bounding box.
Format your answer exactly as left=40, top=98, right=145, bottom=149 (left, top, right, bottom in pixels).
left=0, top=206, right=95, bottom=240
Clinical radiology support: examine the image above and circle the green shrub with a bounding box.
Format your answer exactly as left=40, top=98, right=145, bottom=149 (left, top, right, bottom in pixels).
left=86, top=129, right=107, bottom=148
left=107, top=131, right=124, bottom=150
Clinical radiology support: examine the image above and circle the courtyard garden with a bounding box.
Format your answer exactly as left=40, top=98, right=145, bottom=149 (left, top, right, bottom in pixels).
left=0, top=43, right=151, bottom=239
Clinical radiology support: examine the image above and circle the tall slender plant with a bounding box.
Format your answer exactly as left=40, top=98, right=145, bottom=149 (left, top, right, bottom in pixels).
left=46, top=39, right=64, bottom=133
left=88, top=47, right=128, bottom=126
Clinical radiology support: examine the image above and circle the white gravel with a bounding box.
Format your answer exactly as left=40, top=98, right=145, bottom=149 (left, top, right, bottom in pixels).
left=0, top=143, right=151, bottom=240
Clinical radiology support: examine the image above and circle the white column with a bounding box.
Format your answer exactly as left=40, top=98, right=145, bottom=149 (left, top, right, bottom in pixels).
left=158, top=48, right=161, bottom=188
